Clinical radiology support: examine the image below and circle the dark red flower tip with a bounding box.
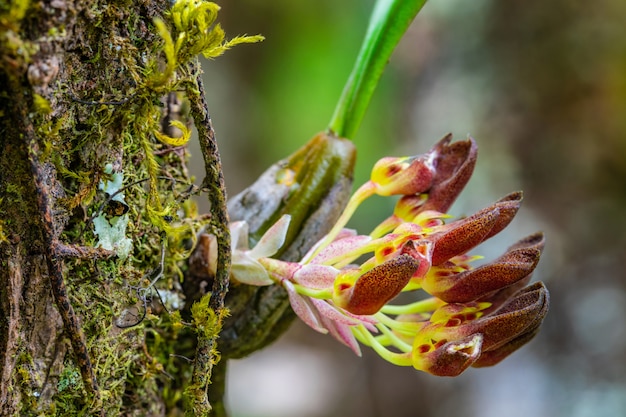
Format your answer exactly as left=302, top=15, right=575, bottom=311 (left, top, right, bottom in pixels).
left=476, top=232, right=546, bottom=312
left=421, top=134, right=478, bottom=214
left=425, top=237, right=543, bottom=303
left=472, top=282, right=549, bottom=351
left=430, top=206, right=500, bottom=266
left=429, top=192, right=525, bottom=266
left=483, top=191, right=524, bottom=240
left=343, top=242, right=421, bottom=315
left=472, top=320, right=542, bottom=368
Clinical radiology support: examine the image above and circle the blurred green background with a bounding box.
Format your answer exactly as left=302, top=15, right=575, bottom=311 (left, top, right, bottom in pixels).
left=188, top=0, right=626, bottom=416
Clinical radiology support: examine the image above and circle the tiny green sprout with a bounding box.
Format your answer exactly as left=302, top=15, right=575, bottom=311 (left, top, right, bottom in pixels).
left=57, top=367, right=81, bottom=392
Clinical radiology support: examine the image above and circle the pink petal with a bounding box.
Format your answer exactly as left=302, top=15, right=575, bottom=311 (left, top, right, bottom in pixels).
left=310, top=298, right=362, bottom=326
left=320, top=314, right=362, bottom=356
left=283, top=281, right=327, bottom=334
left=302, top=229, right=357, bottom=261
left=344, top=311, right=379, bottom=331
left=310, top=234, right=372, bottom=265
left=293, top=264, right=338, bottom=289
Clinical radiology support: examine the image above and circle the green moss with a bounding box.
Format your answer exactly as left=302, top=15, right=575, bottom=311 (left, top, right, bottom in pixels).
left=0, top=0, right=35, bottom=66
left=1, top=0, right=261, bottom=413
left=53, top=363, right=90, bottom=416
left=57, top=366, right=82, bottom=392
left=32, top=93, right=52, bottom=114
left=14, top=350, right=40, bottom=414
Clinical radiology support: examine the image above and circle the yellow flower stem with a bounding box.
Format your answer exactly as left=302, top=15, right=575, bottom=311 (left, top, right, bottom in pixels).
left=302, top=181, right=376, bottom=264
left=401, top=280, right=423, bottom=292
left=380, top=296, right=444, bottom=315
left=353, top=326, right=412, bottom=366
left=291, top=282, right=334, bottom=300
left=375, top=311, right=424, bottom=333
left=375, top=323, right=413, bottom=352
left=369, top=215, right=401, bottom=239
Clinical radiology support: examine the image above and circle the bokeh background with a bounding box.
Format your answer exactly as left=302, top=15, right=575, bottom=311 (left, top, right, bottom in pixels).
left=188, top=0, right=626, bottom=416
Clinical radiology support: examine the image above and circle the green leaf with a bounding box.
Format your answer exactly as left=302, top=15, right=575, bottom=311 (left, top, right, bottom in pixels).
left=329, top=0, right=428, bottom=139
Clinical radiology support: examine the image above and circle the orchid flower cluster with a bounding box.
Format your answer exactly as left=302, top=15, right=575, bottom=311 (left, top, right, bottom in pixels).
left=229, top=135, right=549, bottom=376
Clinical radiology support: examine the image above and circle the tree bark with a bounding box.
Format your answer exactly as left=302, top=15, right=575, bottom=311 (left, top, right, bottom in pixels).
left=0, top=0, right=222, bottom=415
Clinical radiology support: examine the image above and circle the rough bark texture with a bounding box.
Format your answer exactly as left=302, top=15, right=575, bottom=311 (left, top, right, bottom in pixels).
left=0, top=0, right=216, bottom=415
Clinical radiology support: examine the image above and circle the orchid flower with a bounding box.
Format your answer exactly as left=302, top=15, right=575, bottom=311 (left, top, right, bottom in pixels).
left=227, top=135, right=549, bottom=375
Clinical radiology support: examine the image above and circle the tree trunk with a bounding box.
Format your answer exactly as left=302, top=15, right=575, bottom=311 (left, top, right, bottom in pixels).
left=0, top=0, right=227, bottom=415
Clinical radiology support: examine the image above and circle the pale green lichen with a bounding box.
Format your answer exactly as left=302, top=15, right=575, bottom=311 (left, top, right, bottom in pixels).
left=93, top=214, right=133, bottom=259
left=98, top=163, right=125, bottom=202
left=93, top=163, right=132, bottom=259
left=156, top=289, right=185, bottom=310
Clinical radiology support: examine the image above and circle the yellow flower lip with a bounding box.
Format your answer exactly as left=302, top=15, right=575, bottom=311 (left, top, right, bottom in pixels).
left=335, top=241, right=421, bottom=315
left=370, top=154, right=436, bottom=196
left=412, top=334, right=484, bottom=377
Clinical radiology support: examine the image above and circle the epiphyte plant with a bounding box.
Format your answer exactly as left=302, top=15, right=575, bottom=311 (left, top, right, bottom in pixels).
left=192, top=0, right=549, bottom=403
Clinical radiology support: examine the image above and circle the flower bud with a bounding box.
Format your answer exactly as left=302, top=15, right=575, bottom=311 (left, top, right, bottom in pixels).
left=420, top=134, right=478, bottom=213
left=334, top=242, right=421, bottom=315
left=370, top=153, right=435, bottom=196
left=423, top=234, right=543, bottom=303
left=412, top=333, right=483, bottom=377
left=462, top=282, right=549, bottom=351
left=429, top=192, right=524, bottom=266
left=406, top=281, right=548, bottom=373
left=430, top=206, right=500, bottom=266
left=472, top=320, right=542, bottom=368
left=483, top=191, right=523, bottom=240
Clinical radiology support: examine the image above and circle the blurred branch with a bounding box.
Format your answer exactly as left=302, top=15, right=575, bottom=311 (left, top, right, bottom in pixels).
left=185, top=67, right=232, bottom=415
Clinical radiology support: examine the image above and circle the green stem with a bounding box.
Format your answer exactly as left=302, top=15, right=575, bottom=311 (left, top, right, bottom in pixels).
left=375, top=323, right=413, bottom=352
left=328, top=0, right=428, bottom=139
left=379, top=296, right=443, bottom=315
left=353, top=326, right=412, bottom=366
left=301, top=181, right=376, bottom=263
left=375, top=311, right=424, bottom=333
left=293, top=283, right=333, bottom=300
